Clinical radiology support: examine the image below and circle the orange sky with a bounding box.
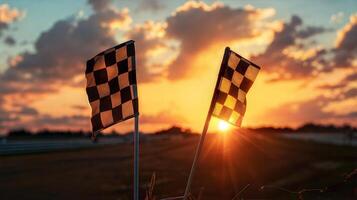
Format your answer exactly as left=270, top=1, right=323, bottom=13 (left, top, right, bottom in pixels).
left=0, top=1, right=356, bottom=134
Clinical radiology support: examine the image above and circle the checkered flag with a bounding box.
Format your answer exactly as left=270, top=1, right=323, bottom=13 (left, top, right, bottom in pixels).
left=211, top=47, right=260, bottom=127
left=85, top=40, right=138, bottom=133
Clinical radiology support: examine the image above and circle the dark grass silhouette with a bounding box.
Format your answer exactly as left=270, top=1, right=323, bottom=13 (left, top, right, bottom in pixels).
left=0, top=128, right=356, bottom=199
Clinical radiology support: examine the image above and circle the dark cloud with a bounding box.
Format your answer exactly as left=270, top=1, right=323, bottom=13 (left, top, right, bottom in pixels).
left=2, top=114, right=90, bottom=132
left=1, top=104, right=38, bottom=118
left=3, top=35, right=15, bottom=45
left=333, top=15, right=357, bottom=68
left=0, top=106, right=19, bottom=127
left=0, top=0, right=130, bottom=95
left=0, top=103, right=37, bottom=133
left=1, top=108, right=88, bottom=131
left=344, top=88, right=357, bottom=99
left=165, top=2, right=273, bottom=79
left=315, top=29, right=357, bottom=95
left=0, top=98, right=87, bottom=132
left=18, top=106, right=38, bottom=116
left=252, top=15, right=329, bottom=80
left=0, top=83, right=56, bottom=95
left=138, top=0, right=165, bottom=12
left=87, top=0, right=112, bottom=12
left=267, top=15, right=303, bottom=51
left=264, top=16, right=327, bottom=51
left=344, top=73, right=357, bottom=82
left=0, top=112, right=19, bottom=133
left=33, top=115, right=89, bottom=127
left=297, top=26, right=330, bottom=39
left=0, top=1, right=130, bottom=133
left=345, top=111, right=357, bottom=118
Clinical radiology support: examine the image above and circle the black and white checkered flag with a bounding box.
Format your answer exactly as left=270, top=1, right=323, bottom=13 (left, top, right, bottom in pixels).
left=85, top=40, right=138, bottom=133
left=212, top=47, right=260, bottom=127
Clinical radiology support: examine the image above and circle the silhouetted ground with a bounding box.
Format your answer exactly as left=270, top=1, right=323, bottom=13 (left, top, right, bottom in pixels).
left=0, top=132, right=356, bottom=200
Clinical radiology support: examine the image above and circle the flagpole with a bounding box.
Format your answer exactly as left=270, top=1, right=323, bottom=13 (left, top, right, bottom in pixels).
left=134, top=114, right=139, bottom=200
left=183, top=47, right=231, bottom=199
left=183, top=110, right=213, bottom=199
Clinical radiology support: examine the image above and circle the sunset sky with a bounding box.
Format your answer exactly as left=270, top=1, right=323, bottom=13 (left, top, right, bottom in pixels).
left=0, top=0, right=356, bottom=134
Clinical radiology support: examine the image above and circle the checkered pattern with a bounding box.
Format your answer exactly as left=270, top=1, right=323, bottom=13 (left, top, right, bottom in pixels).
left=212, top=48, right=260, bottom=127
left=85, top=40, right=138, bottom=132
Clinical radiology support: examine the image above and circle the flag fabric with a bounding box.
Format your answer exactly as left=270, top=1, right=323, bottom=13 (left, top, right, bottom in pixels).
left=212, top=47, right=260, bottom=127
left=85, top=40, right=138, bottom=132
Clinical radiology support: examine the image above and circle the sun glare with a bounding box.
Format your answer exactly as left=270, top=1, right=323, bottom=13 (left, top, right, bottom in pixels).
left=218, top=120, right=230, bottom=132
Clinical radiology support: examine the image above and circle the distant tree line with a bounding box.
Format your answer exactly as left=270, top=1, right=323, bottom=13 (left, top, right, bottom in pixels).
left=5, top=129, right=125, bottom=138
left=154, top=126, right=194, bottom=135
left=4, top=123, right=356, bottom=138
left=6, top=129, right=91, bottom=138
left=248, top=123, right=356, bottom=134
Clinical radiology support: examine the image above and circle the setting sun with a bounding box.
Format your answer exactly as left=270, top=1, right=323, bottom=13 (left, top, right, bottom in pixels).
left=217, top=120, right=230, bottom=132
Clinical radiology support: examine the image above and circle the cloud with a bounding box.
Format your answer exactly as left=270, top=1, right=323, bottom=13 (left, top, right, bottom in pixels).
left=0, top=99, right=19, bottom=131
left=0, top=4, right=24, bottom=36
left=0, top=97, right=88, bottom=132
left=344, top=88, right=357, bottom=99
left=6, top=111, right=184, bottom=132
left=314, top=14, right=357, bottom=91
left=345, top=111, right=357, bottom=118
left=0, top=0, right=132, bottom=133
left=3, top=35, right=15, bottom=45
left=2, top=114, right=90, bottom=132
left=252, top=15, right=329, bottom=80
left=31, top=115, right=89, bottom=128
left=138, top=0, right=165, bottom=12
left=0, top=0, right=131, bottom=95
left=18, top=106, right=39, bottom=116
left=297, top=26, right=329, bottom=39
left=282, top=97, right=334, bottom=121
left=0, top=111, right=19, bottom=133
left=317, top=83, right=347, bottom=90
left=0, top=104, right=38, bottom=133
left=72, top=105, right=88, bottom=111
left=165, top=1, right=275, bottom=79
left=1, top=1, right=355, bottom=132
left=330, top=12, right=344, bottom=24
left=6, top=55, right=22, bottom=67
left=344, top=73, right=357, bottom=82
left=334, top=14, right=357, bottom=68
left=87, top=0, right=112, bottom=12
left=261, top=96, right=357, bottom=127
left=126, top=21, right=168, bottom=82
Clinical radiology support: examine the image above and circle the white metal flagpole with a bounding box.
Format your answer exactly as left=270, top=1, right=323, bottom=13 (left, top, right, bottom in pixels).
left=134, top=114, right=140, bottom=200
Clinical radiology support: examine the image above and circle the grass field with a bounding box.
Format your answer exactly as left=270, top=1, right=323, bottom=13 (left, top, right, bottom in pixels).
left=0, top=132, right=356, bottom=200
